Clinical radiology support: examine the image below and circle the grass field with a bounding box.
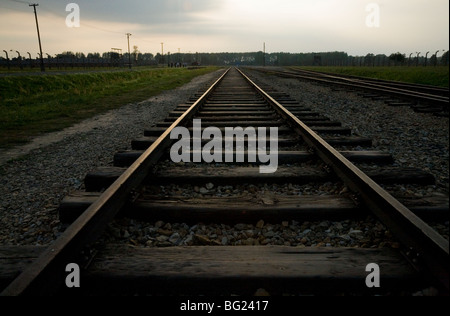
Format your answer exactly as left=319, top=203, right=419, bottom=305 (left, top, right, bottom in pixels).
left=297, top=66, right=449, bottom=88
left=0, top=67, right=220, bottom=148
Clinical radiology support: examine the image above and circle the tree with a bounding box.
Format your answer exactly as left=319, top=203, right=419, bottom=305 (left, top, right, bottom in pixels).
left=141, top=53, right=154, bottom=61
left=58, top=51, right=75, bottom=58
left=75, top=52, right=85, bottom=59
left=389, top=52, right=406, bottom=65
left=365, top=53, right=375, bottom=66
left=87, top=52, right=101, bottom=59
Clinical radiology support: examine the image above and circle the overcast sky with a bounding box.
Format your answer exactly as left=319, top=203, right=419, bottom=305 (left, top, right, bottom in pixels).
left=0, top=0, right=448, bottom=58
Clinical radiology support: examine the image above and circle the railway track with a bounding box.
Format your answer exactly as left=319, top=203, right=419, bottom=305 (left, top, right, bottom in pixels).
left=253, top=67, right=449, bottom=117
left=1, top=67, right=448, bottom=296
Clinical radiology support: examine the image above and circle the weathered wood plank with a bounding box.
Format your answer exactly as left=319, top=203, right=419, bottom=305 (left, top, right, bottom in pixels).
left=144, top=126, right=294, bottom=136
left=134, top=135, right=366, bottom=150
left=156, top=121, right=283, bottom=127
left=204, top=100, right=266, bottom=104
left=149, top=165, right=329, bottom=184
left=131, top=136, right=302, bottom=150
left=400, top=195, right=449, bottom=221
left=196, top=111, right=275, bottom=116
left=82, top=245, right=421, bottom=295
left=84, top=165, right=435, bottom=193
left=113, top=150, right=315, bottom=167
left=289, top=110, right=320, bottom=116
left=84, top=167, right=128, bottom=191
left=323, top=136, right=372, bottom=147
left=113, top=150, right=393, bottom=167
left=58, top=193, right=361, bottom=224
left=165, top=116, right=281, bottom=122
left=58, top=191, right=104, bottom=223
left=202, top=102, right=266, bottom=106
left=0, top=245, right=421, bottom=295
left=128, top=195, right=361, bottom=223
left=339, top=151, right=393, bottom=164
left=311, top=126, right=352, bottom=135
left=152, top=165, right=434, bottom=185
left=190, top=106, right=272, bottom=111
left=366, top=167, right=435, bottom=185
left=165, top=122, right=348, bottom=133
left=60, top=188, right=448, bottom=225
left=0, top=246, right=46, bottom=292
left=140, top=129, right=371, bottom=147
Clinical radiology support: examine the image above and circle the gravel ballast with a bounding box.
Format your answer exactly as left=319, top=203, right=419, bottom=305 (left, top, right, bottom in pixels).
left=0, top=67, right=448, bottom=250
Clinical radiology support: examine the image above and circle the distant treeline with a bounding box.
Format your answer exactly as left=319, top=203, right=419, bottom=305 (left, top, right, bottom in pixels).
left=1, top=50, right=448, bottom=69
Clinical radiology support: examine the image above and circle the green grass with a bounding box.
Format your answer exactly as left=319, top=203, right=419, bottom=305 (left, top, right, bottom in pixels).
left=296, top=66, right=449, bottom=88
left=0, top=67, right=220, bottom=148
left=0, top=66, right=127, bottom=74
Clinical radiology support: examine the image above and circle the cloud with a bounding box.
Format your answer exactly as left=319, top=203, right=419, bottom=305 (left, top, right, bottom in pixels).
left=1, top=0, right=448, bottom=56
left=58, top=0, right=223, bottom=25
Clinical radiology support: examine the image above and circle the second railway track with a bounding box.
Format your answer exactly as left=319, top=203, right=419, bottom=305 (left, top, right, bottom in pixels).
left=254, top=67, right=449, bottom=117
left=1, top=67, right=448, bottom=296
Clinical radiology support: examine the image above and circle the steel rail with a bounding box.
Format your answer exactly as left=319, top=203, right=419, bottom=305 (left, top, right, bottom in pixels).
left=237, top=67, right=449, bottom=291
left=1, top=68, right=231, bottom=296
left=296, top=69, right=449, bottom=102
left=263, top=68, right=449, bottom=108
left=288, top=68, right=449, bottom=96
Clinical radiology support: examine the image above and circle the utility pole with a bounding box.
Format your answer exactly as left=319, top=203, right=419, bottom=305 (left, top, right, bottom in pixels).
left=126, top=33, right=132, bottom=69
left=30, top=4, right=45, bottom=72
left=161, top=43, right=164, bottom=66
